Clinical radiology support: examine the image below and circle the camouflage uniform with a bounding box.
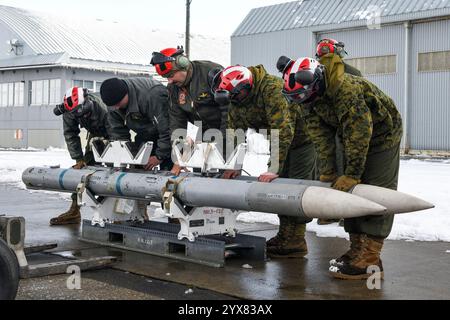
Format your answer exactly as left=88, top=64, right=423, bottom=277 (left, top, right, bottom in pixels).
left=300, top=54, right=403, bottom=238
left=317, top=55, right=363, bottom=226
left=343, top=62, right=363, bottom=77
left=168, top=61, right=228, bottom=144
left=228, top=65, right=317, bottom=256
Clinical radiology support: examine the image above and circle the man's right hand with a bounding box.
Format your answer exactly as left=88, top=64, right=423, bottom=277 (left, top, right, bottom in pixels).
left=222, top=170, right=241, bottom=180
left=319, top=173, right=338, bottom=183
left=73, top=159, right=87, bottom=170
left=170, top=164, right=188, bottom=176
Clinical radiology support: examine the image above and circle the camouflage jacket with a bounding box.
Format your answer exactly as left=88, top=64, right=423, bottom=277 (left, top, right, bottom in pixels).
left=319, top=52, right=363, bottom=78
left=108, top=77, right=171, bottom=160
left=168, top=60, right=227, bottom=139
left=63, top=93, right=109, bottom=161
left=301, top=55, right=403, bottom=179
left=343, top=62, right=363, bottom=77
left=228, top=65, right=311, bottom=174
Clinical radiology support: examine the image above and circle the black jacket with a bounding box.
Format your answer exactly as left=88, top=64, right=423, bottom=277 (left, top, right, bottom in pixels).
left=63, top=93, right=109, bottom=161
left=108, top=77, right=171, bottom=160
left=168, top=60, right=227, bottom=140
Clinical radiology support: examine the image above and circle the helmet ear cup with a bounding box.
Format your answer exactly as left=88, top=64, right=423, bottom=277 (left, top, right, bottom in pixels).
left=176, top=55, right=190, bottom=70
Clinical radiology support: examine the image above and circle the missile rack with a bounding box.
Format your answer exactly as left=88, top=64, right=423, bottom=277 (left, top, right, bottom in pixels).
left=81, top=220, right=267, bottom=268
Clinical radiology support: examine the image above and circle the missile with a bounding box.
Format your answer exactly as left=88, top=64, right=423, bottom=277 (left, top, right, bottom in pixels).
left=236, top=177, right=434, bottom=215
left=22, top=167, right=388, bottom=220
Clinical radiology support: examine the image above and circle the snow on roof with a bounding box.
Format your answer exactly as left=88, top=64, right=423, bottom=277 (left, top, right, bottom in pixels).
left=0, top=5, right=230, bottom=68
left=233, top=0, right=450, bottom=37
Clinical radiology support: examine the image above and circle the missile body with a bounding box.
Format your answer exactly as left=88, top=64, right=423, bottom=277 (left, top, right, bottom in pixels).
left=22, top=167, right=388, bottom=220
left=236, top=177, right=434, bottom=214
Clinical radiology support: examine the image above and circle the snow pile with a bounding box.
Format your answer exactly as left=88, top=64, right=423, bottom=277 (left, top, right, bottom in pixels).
left=238, top=157, right=450, bottom=242
left=0, top=148, right=73, bottom=187
left=0, top=149, right=449, bottom=242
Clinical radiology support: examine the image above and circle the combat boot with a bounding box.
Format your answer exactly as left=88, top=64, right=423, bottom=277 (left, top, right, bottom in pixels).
left=329, top=234, right=385, bottom=280
left=267, top=219, right=308, bottom=259
left=329, top=233, right=363, bottom=267
left=50, top=199, right=81, bottom=226
left=266, top=216, right=290, bottom=248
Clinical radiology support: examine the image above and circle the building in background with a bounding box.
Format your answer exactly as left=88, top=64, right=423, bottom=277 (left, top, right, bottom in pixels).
left=232, top=0, right=450, bottom=153
left=0, top=5, right=230, bottom=149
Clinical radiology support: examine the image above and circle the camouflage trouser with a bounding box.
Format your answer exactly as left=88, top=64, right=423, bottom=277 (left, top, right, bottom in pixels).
left=279, top=142, right=317, bottom=224
left=343, top=143, right=400, bottom=239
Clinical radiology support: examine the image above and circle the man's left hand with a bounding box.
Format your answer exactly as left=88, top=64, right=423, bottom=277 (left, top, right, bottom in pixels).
left=332, top=176, right=361, bottom=192
left=144, top=156, right=162, bottom=171
left=258, top=172, right=279, bottom=183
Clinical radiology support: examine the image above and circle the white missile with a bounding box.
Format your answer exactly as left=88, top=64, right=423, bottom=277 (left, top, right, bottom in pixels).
left=236, top=177, right=434, bottom=215
left=22, top=167, right=389, bottom=220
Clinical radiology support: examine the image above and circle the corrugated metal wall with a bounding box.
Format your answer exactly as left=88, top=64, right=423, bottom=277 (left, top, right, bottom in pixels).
left=410, top=19, right=450, bottom=150
left=232, top=18, right=450, bottom=151
left=231, top=28, right=315, bottom=75
left=317, top=24, right=406, bottom=120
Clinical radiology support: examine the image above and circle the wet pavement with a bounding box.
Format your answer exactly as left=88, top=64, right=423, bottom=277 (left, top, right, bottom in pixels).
left=1, top=184, right=450, bottom=300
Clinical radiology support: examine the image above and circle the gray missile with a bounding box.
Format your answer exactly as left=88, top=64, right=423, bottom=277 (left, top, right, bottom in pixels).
left=22, top=167, right=388, bottom=220
left=236, top=176, right=434, bottom=215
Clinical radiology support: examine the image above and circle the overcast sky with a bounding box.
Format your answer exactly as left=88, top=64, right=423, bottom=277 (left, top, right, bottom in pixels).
left=0, top=0, right=294, bottom=37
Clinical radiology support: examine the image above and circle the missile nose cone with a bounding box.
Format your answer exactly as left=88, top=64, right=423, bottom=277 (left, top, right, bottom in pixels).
left=301, top=187, right=388, bottom=219
left=351, top=184, right=435, bottom=214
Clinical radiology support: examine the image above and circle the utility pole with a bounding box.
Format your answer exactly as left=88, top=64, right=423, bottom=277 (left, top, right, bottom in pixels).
left=186, top=0, right=192, bottom=58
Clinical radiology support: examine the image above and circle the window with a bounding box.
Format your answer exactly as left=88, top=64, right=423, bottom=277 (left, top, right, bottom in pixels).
left=96, top=82, right=102, bottom=93
left=345, top=55, right=397, bottom=75
left=49, top=79, right=61, bottom=104
left=84, top=80, right=94, bottom=90
left=74, top=80, right=102, bottom=92
left=418, top=50, right=450, bottom=72
left=73, top=80, right=84, bottom=88
left=8, top=84, right=14, bottom=106
left=14, top=82, right=24, bottom=106
left=0, top=82, right=25, bottom=107
left=0, top=83, right=8, bottom=107
left=30, top=79, right=62, bottom=105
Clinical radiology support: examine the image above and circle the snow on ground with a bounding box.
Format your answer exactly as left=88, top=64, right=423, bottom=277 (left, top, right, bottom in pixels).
left=238, top=157, right=450, bottom=242
left=1, top=149, right=449, bottom=242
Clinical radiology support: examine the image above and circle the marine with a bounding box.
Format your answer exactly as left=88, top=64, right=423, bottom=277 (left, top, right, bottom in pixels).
left=51, top=87, right=110, bottom=225
left=279, top=53, right=403, bottom=279
left=210, top=64, right=316, bottom=259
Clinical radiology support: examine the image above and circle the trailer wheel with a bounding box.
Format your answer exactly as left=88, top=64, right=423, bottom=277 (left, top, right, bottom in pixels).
left=0, top=238, right=19, bottom=300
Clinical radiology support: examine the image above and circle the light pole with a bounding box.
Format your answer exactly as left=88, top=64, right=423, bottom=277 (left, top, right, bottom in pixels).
left=186, top=0, right=192, bottom=58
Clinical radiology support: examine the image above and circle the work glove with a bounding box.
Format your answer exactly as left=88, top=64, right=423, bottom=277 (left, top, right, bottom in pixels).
left=222, top=170, right=241, bottom=180
left=332, top=176, right=361, bottom=192
left=144, top=156, right=162, bottom=171
left=73, top=159, right=86, bottom=170
left=319, top=173, right=338, bottom=183
left=170, top=164, right=189, bottom=176
left=258, top=172, right=279, bottom=183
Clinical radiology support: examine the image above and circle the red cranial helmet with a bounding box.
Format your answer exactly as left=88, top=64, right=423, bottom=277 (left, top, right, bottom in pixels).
left=281, top=57, right=325, bottom=104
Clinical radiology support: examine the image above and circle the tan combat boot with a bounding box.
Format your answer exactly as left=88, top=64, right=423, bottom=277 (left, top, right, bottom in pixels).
left=329, top=233, right=363, bottom=267
left=266, top=216, right=290, bottom=248
left=329, top=234, right=385, bottom=280
left=50, top=199, right=81, bottom=226
left=267, top=218, right=308, bottom=259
